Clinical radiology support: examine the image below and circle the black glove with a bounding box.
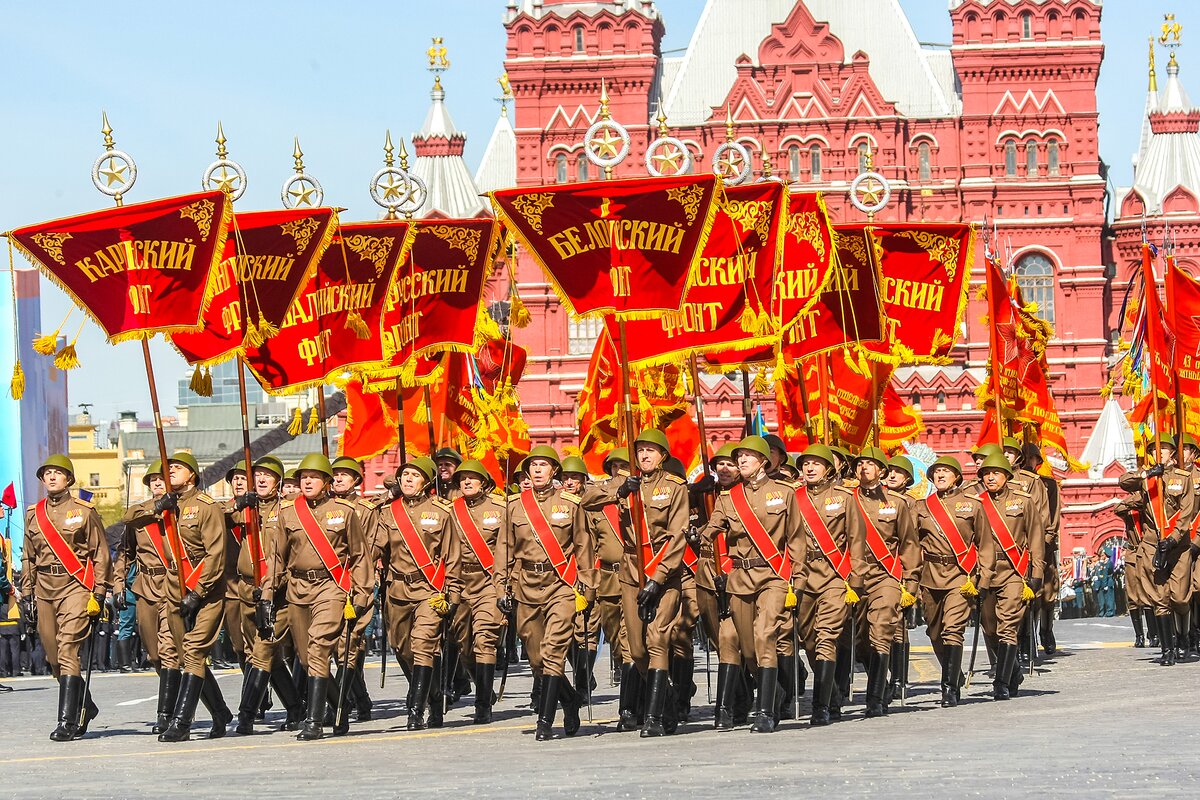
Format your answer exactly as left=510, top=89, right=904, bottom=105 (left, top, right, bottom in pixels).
left=714, top=574, right=731, bottom=619
left=20, top=598, right=36, bottom=626
left=497, top=594, right=515, bottom=615
left=180, top=590, right=202, bottom=629
left=692, top=473, right=717, bottom=493
left=388, top=480, right=403, bottom=500
left=234, top=492, right=260, bottom=511
left=1028, top=577, right=1044, bottom=594
left=1153, top=539, right=1172, bottom=571
left=685, top=526, right=701, bottom=549
left=1146, top=464, right=1166, bottom=479
left=255, top=598, right=275, bottom=638
left=154, top=492, right=180, bottom=514
left=637, top=579, right=661, bottom=622
left=616, top=475, right=641, bottom=499
left=114, top=591, right=128, bottom=612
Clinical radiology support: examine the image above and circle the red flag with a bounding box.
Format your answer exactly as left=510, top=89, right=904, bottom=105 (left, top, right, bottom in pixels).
left=340, top=379, right=399, bottom=461
left=879, top=379, right=924, bottom=452
left=1, top=483, right=15, bottom=509
left=12, top=191, right=232, bottom=342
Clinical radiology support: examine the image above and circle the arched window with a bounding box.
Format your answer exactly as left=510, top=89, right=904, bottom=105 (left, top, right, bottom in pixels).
left=554, top=153, right=568, bottom=184
left=788, top=145, right=800, bottom=180
left=1005, top=140, right=1017, bottom=176
left=574, top=26, right=585, bottom=53
left=576, top=155, right=590, bottom=182
left=1021, top=11, right=1033, bottom=40
left=1025, top=139, right=1038, bottom=177
left=1016, top=251, right=1055, bottom=324
left=918, top=142, right=931, bottom=182
left=857, top=142, right=869, bottom=173
left=810, top=145, right=822, bottom=181
left=1047, top=139, right=1060, bottom=175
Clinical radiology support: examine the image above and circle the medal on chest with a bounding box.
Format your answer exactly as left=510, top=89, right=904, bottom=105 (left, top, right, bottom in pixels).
left=651, top=488, right=671, bottom=502
left=482, top=515, right=499, bottom=525
left=879, top=504, right=897, bottom=519
left=420, top=512, right=439, bottom=527
left=181, top=506, right=200, bottom=522
left=550, top=504, right=570, bottom=521
left=64, top=510, right=83, bottom=527
left=765, top=491, right=785, bottom=508
left=824, top=499, right=843, bottom=512
left=325, top=512, right=345, bottom=526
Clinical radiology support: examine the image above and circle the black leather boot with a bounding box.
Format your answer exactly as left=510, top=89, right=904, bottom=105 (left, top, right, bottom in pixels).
left=1160, top=616, right=1177, bottom=666
left=810, top=660, right=836, bottom=727
left=884, top=643, right=904, bottom=708
left=427, top=658, right=445, bottom=729
left=528, top=669, right=542, bottom=710
left=749, top=667, right=780, bottom=733
left=832, top=645, right=852, bottom=717
left=269, top=662, right=303, bottom=731
left=49, top=675, right=83, bottom=742
left=297, top=676, right=328, bottom=740
left=942, top=645, right=963, bottom=707
left=777, top=654, right=796, bottom=721
left=1175, top=611, right=1190, bottom=661
left=331, top=667, right=351, bottom=736
left=160, top=672, right=204, bottom=742
left=472, top=662, right=496, bottom=724
left=670, top=655, right=695, bottom=722
left=1039, top=607, right=1057, bottom=655
left=154, top=669, right=181, bottom=734
left=406, top=665, right=433, bottom=730
left=117, top=638, right=133, bottom=673
left=236, top=667, right=271, bottom=734
left=560, top=677, right=581, bottom=737
left=1131, top=610, right=1146, bottom=648
left=616, top=665, right=642, bottom=732
left=1017, top=617, right=1032, bottom=669
left=535, top=675, right=561, bottom=741
left=640, top=669, right=670, bottom=737
left=864, top=650, right=889, bottom=718
left=352, top=652, right=372, bottom=721
left=198, top=667, right=233, bottom=739
left=714, top=663, right=737, bottom=730
left=1146, top=609, right=1160, bottom=647
left=992, top=644, right=1017, bottom=700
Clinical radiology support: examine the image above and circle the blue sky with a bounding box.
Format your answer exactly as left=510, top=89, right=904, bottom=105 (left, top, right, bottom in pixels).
left=0, top=0, right=1182, bottom=422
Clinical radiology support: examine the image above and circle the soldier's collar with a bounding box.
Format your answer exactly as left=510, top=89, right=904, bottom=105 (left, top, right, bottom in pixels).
left=746, top=471, right=769, bottom=490
left=532, top=484, right=555, bottom=500
left=464, top=492, right=488, bottom=507
left=859, top=482, right=885, bottom=499
left=46, top=490, right=70, bottom=504
left=305, top=492, right=329, bottom=507
left=402, top=491, right=428, bottom=506
left=178, top=485, right=199, bottom=500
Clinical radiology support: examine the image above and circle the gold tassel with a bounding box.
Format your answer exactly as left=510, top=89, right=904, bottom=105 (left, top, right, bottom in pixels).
left=189, top=364, right=212, bottom=397
left=413, top=397, right=429, bottom=424
left=288, top=407, right=304, bottom=436
left=32, top=333, right=59, bottom=355
left=346, top=311, right=371, bottom=340
left=756, top=308, right=773, bottom=335
left=655, top=369, right=667, bottom=397
left=241, top=320, right=264, bottom=350
left=203, top=367, right=213, bottom=397
left=753, top=368, right=769, bottom=394
left=256, top=314, right=280, bottom=341
left=510, top=293, right=531, bottom=328
left=10, top=360, right=24, bottom=400
left=738, top=304, right=757, bottom=334
left=673, top=374, right=686, bottom=399
left=307, top=406, right=320, bottom=434
left=53, top=343, right=80, bottom=371
left=843, top=581, right=860, bottom=606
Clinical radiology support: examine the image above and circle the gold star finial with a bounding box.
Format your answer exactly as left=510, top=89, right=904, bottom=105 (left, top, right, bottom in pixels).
left=384, top=130, right=395, bottom=167
left=655, top=97, right=669, bottom=136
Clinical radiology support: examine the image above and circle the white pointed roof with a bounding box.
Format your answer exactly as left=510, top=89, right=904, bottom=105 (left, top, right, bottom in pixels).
left=1079, top=398, right=1136, bottom=480
left=411, top=79, right=487, bottom=219
left=474, top=108, right=517, bottom=195
left=661, top=0, right=957, bottom=127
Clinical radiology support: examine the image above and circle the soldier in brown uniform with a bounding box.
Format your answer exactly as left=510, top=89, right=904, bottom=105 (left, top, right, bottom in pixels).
left=999, top=438, right=1056, bottom=666
left=496, top=445, right=595, bottom=741
left=699, top=436, right=806, bottom=734
left=976, top=453, right=1047, bottom=699
left=1114, top=493, right=1152, bottom=648
left=1176, top=435, right=1200, bottom=655
left=370, top=456, right=458, bottom=730
left=263, top=454, right=372, bottom=740
left=916, top=456, right=983, bottom=707
left=851, top=446, right=921, bottom=717
left=221, top=462, right=248, bottom=669
left=1119, top=437, right=1196, bottom=665
left=664, top=454, right=702, bottom=724
left=446, top=459, right=505, bottom=724
left=232, top=456, right=305, bottom=735
left=1015, top=445, right=1063, bottom=658
left=329, top=456, right=378, bottom=724
left=882, top=455, right=919, bottom=707
left=21, top=455, right=111, bottom=741
left=114, top=461, right=180, bottom=733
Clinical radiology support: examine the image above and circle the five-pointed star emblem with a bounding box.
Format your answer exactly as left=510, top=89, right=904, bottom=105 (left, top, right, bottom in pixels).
left=212, top=166, right=241, bottom=194
left=99, top=157, right=128, bottom=187
left=718, top=151, right=745, bottom=176
left=289, top=181, right=317, bottom=206
left=378, top=174, right=405, bottom=202
left=858, top=177, right=884, bottom=206
left=590, top=127, right=623, bottom=158
left=652, top=144, right=683, bottom=173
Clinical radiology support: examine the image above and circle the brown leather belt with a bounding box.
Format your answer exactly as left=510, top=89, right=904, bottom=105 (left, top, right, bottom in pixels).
left=732, top=557, right=769, bottom=570
left=806, top=549, right=823, bottom=562
left=461, top=563, right=486, bottom=574
left=699, top=546, right=714, bottom=559
left=600, top=561, right=620, bottom=573
left=290, top=568, right=327, bottom=582
left=521, top=559, right=555, bottom=573
left=397, top=570, right=427, bottom=585
left=924, top=553, right=959, bottom=566
left=41, top=564, right=70, bottom=576
left=142, top=565, right=167, bottom=576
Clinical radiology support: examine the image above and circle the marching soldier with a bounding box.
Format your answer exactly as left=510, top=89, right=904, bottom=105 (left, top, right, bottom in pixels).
left=664, top=454, right=700, bottom=724
left=21, top=455, right=111, bottom=741
left=883, top=455, right=919, bottom=706
left=113, top=461, right=180, bottom=733
left=915, top=456, right=983, bottom=707
left=329, top=455, right=377, bottom=724
left=262, top=454, right=372, bottom=740
left=1018, top=445, right=1062, bottom=657
left=446, top=459, right=505, bottom=724
left=559, top=456, right=605, bottom=716
left=699, top=436, right=805, bottom=733
left=496, top=445, right=595, bottom=741
left=1118, top=437, right=1196, bottom=665
left=851, top=447, right=921, bottom=717
left=1114, top=493, right=1152, bottom=647
left=153, top=452, right=234, bottom=742
left=371, top=456, right=458, bottom=730
left=1000, top=437, right=1054, bottom=666
left=976, top=453, right=1047, bottom=699
left=221, top=462, right=248, bottom=670
left=1177, top=435, right=1200, bottom=655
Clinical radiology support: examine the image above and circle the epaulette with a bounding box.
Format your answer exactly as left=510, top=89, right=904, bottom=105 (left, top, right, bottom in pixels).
left=356, top=497, right=375, bottom=509
left=886, top=489, right=909, bottom=502
left=777, top=479, right=801, bottom=490
left=332, top=497, right=356, bottom=510
left=25, top=504, right=35, bottom=512
left=74, top=497, right=95, bottom=509
left=840, top=478, right=860, bottom=489
left=281, top=499, right=295, bottom=509
left=831, top=484, right=855, bottom=496
left=194, top=493, right=216, bottom=505
left=1172, top=468, right=1192, bottom=477
left=433, top=497, right=453, bottom=512
left=663, top=473, right=686, bottom=486
left=560, top=490, right=581, bottom=504
left=1012, top=488, right=1032, bottom=498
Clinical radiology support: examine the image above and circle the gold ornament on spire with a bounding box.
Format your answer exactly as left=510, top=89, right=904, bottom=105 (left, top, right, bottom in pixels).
left=281, top=136, right=323, bottom=209
left=91, top=111, right=137, bottom=201
left=583, top=77, right=630, bottom=178
left=711, top=106, right=751, bottom=185
left=1150, top=36, right=1159, bottom=92
left=645, top=98, right=690, bottom=177
left=1161, top=13, right=1183, bottom=67
left=203, top=121, right=247, bottom=201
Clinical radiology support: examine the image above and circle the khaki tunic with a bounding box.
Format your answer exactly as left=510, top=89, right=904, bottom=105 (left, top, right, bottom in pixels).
left=1118, top=469, right=1196, bottom=614
left=576, top=481, right=629, bottom=662
left=496, top=487, right=594, bottom=678
left=22, top=492, right=111, bottom=677
left=159, top=487, right=228, bottom=676
left=114, top=499, right=178, bottom=669
left=794, top=479, right=866, bottom=663
left=978, top=485, right=1046, bottom=646
left=447, top=493, right=504, bottom=665
left=241, top=495, right=290, bottom=671
left=916, top=487, right=983, bottom=651
left=852, top=485, right=921, bottom=655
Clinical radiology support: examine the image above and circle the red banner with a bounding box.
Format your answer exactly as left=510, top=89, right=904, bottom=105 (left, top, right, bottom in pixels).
left=11, top=191, right=232, bottom=342
left=243, top=221, right=413, bottom=393
left=879, top=379, right=924, bottom=452
left=340, top=378, right=400, bottom=461
left=777, top=192, right=838, bottom=330
left=171, top=208, right=336, bottom=365
left=608, top=182, right=785, bottom=366
left=491, top=174, right=720, bottom=318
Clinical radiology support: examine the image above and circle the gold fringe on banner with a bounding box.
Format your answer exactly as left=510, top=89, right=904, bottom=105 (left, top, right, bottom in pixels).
left=53, top=343, right=80, bottom=371
left=10, top=360, right=24, bottom=400
left=288, top=407, right=304, bottom=436
left=307, top=406, right=320, bottom=433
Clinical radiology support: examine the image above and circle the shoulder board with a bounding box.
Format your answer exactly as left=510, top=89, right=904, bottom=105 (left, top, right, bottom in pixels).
left=886, top=489, right=910, bottom=502
left=840, top=478, right=860, bottom=488
left=281, top=499, right=295, bottom=509
left=25, top=504, right=36, bottom=512
left=1173, top=468, right=1192, bottom=477
left=194, top=493, right=216, bottom=505
left=433, top=498, right=453, bottom=512
left=332, top=498, right=356, bottom=510
left=777, top=479, right=801, bottom=490
left=1012, top=488, right=1032, bottom=498
left=74, top=498, right=95, bottom=509
left=663, top=473, right=686, bottom=486
left=560, top=491, right=581, bottom=504
left=831, top=485, right=855, bottom=496
left=356, top=497, right=375, bottom=509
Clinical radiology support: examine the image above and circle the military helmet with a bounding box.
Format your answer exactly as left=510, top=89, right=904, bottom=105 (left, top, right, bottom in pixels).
left=330, top=456, right=363, bottom=484
left=526, top=444, right=561, bottom=469
left=453, top=459, right=492, bottom=484
left=296, top=453, right=334, bottom=480
left=225, top=459, right=247, bottom=484
left=37, top=454, right=76, bottom=486
left=142, top=459, right=163, bottom=487
left=559, top=455, right=588, bottom=476
left=887, top=455, right=914, bottom=481
left=709, top=443, right=738, bottom=470
left=977, top=452, right=1013, bottom=478
left=603, top=447, right=629, bottom=467
left=763, top=433, right=788, bottom=456
left=400, top=457, right=437, bottom=483
left=634, top=429, right=670, bottom=454
left=1001, top=436, right=1022, bottom=454
left=829, top=445, right=851, bottom=465
left=253, top=456, right=285, bottom=481
left=926, top=455, right=963, bottom=480
left=799, top=443, right=835, bottom=469
left=1175, top=433, right=1199, bottom=452
left=972, top=443, right=1003, bottom=460
left=856, top=446, right=888, bottom=469
left=733, top=435, right=771, bottom=461
left=168, top=451, right=201, bottom=477
left=283, top=468, right=299, bottom=483
left=433, top=447, right=463, bottom=466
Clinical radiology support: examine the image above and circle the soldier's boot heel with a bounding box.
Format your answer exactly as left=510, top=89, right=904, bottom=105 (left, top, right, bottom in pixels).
left=75, top=686, right=99, bottom=738
left=297, top=676, right=328, bottom=741
left=749, top=667, right=779, bottom=733
left=714, top=663, right=737, bottom=730
left=864, top=651, right=889, bottom=718
left=269, top=663, right=303, bottom=731
left=615, top=665, right=641, bottom=732
left=472, top=662, right=495, bottom=724
left=160, top=672, right=204, bottom=742
left=1160, top=617, right=1177, bottom=666
left=1131, top=610, right=1146, bottom=648
left=809, top=660, right=835, bottom=727
left=561, top=680, right=581, bottom=737
left=406, top=665, right=433, bottom=731
left=154, top=670, right=181, bottom=735
left=535, top=675, right=561, bottom=741
left=352, top=653, right=373, bottom=721
left=640, top=669, right=669, bottom=737
left=943, top=645, right=963, bottom=707
left=331, top=667, right=352, bottom=736
left=992, top=644, right=1016, bottom=701
left=49, top=675, right=81, bottom=742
